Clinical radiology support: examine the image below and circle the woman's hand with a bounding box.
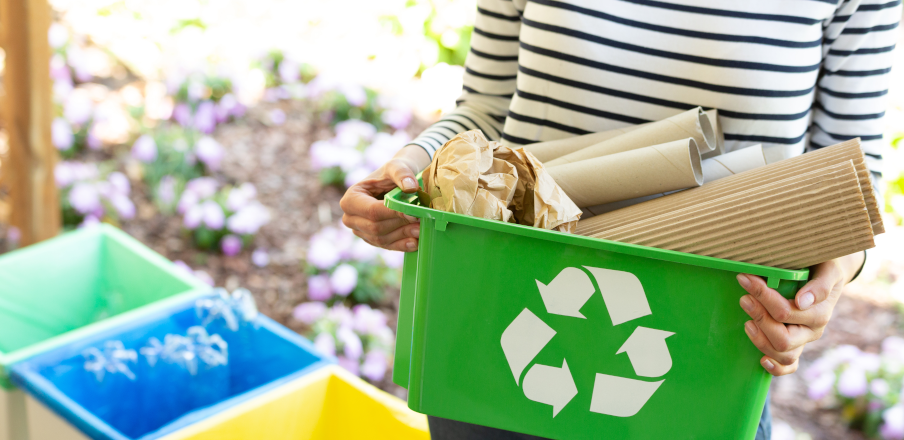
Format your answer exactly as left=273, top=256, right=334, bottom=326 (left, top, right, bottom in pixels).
left=737, top=252, right=865, bottom=376
left=340, top=145, right=430, bottom=252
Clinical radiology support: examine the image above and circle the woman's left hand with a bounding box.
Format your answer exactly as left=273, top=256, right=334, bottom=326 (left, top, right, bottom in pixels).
left=737, top=252, right=865, bottom=376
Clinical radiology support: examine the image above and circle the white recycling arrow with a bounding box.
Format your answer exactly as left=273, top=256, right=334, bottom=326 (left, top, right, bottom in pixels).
left=617, top=327, right=675, bottom=378
left=522, top=359, right=578, bottom=417
left=536, top=267, right=596, bottom=318
left=584, top=266, right=651, bottom=326
left=589, top=374, right=664, bottom=417
left=501, top=309, right=556, bottom=385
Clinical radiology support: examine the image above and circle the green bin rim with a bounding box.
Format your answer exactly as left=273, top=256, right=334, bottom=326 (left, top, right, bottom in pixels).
left=0, top=224, right=209, bottom=388
left=383, top=187, right=809, bottom=286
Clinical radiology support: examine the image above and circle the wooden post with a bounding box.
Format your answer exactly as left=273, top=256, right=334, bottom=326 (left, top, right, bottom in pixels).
left=0, top=0, right=60, bottom=245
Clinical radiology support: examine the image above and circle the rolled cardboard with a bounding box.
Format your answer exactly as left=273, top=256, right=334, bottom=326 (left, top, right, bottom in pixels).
left=701, top=109, right=725, bottom=160
left=547, top=138, right=703, bottom=208
left=545, top=107, right=716, bottom=167
left=582, top=161, right=875, bottom=269
left=702, top=144, right=765, bottom=182
left=582, top=144, right=766, bottom=217
left=576, top=139, right=883, bottom=236
left=521, top=124, right=644, bottom=163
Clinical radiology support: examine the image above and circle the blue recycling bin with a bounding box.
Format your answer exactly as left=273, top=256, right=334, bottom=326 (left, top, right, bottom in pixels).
left=8, top=291, right=333, bottom=440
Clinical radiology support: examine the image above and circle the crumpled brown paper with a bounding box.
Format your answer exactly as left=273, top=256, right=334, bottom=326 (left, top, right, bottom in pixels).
left=421, top=130, right=582, bottom=232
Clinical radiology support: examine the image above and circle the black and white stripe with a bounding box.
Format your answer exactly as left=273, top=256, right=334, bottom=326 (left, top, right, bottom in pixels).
left=409, top=0, right=901, bottom=176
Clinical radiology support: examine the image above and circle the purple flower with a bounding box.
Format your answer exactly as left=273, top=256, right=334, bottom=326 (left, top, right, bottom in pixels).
left=335, top=119, right=376, bottom=147
left=278, top=59, right=300, bottom=84
left=307, top=237, right=340, bottom=270
left=86, top=124, right=102, bottom=150
left=807, top=371, right=836, bottom=400
left=327, top=303, right=354, bottom=327
left=226, top=202, right=270, bottom=235
left=131, top=135, right=157, bottom=163
left=882, top=405, right=904, bottom=440
left=109, top=193, right=135, bottom=219
left=293, top=302, right=327, bottom=324
left=883, top=336, right=904, bottom=361
left=381, top=108, right=412, bottom=130
left=227, top=183, right=257, bottom=211
left=185, top=177, right=219, bottom=199
left=187, top=81, right=205, bottom=101
left=343, top=166, right=372, bottom=188
left=314, top=333, right=336, bottom=357
left=201, top=200, right=225, bottom=230
left=251, top=248, right=270, bottom=267
left=55, top=162, right=76, bottom=188
left=158, top=176, right=176, bottom=206
left=221, top=234, right=242, bottom=256
left=871, top=378, right=890, bottom=397
left=337, top=326, right=363, bottom=360
left=838, top=367, right=868, bottom=398
left=173, top=103, right=193, bottom=127
left=173, top=260, right=193, bottom=277
left=269, top=108, right=286, bottom=125
left=64, top=91, right=93, bottom=126
left=215, top=93, right=238, bottom=123
left=79, top=215, right=101, bottom=228
left=309, top=140, right=343, bottom=170
left=48, top=23, right=68, bottom=48
left=329, top=264, right=358, bottom=297
left=361, top=350, right=387, bottom=382
left=379, top=249, right=405, bottom=269
left=352, top=304, right=387, bottom=335
left=184, top=204, right=204, bottom=229
left=365, top=132, right=409, bottom=169
left=307, top=274, right=333, bottom=301
left=107, top=172, right=130, bottom=195
left=349, top=239, right=379, bottom=262
left=337, top=356, right=359, bottom=376
left=6, top=226, right=21, bottom=246
left=50, top=54, right=71, bottom=82
left=69, top=182, right=101, bottom=214
left=52, top=118, right=74, bottom=150
left=194, top=100, right=217, bottom=134
left=195, top=136, right=224, bottom=171
left=339, top=83, right=366, bottom=107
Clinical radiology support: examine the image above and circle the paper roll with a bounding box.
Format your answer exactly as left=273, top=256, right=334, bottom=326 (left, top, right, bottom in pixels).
left=701, top=109, right=725, bottom=160
left=583, top=144, right=766, bottom=216
left=702, top=144, right=765, bottom=182
left=545, top=107, right=716, bottom=167
left=547, top=138, right=703, bottom=208
left=520, top=124, right=644, bottom=163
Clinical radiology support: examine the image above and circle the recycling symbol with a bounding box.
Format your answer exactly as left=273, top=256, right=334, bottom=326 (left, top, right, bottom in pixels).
left=500, top=267, right=674, bottom=418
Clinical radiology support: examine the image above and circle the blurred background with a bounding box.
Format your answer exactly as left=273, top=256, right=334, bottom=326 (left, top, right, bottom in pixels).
left=0, top=1, right=902, bottom=439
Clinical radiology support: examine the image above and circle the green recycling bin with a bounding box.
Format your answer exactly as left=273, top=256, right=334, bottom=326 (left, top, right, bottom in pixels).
left=386, top=188, right=809, bottom=440
left=0, top=224, right=207, bottom=440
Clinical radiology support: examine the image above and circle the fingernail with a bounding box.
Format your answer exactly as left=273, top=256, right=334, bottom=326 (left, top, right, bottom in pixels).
left=740, top=296, right=754, bottom=313
left=745, top=321, right=758, bottom=337
left=402, top=178, right=417, bottom=190
left=404, top=215, right=420, bottom=223
left=762, top=359, right=775, bottom=371
left=798, top=291, right=815, bottom=310
left=736, top=274, right=751, bottom=289
left=406, top=240, right=417, bottom=250
left=410, top=226, right=420, bottom=238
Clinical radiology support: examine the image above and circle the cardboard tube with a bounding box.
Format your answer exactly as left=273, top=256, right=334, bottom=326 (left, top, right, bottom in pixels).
left=701, top=109, right=725, bottom=160
left=547, top=138, right=703, bottom=208
left=583, top=144, right=766, bottom=216
left=546, top=107, right=716, bottom=167
left=702, top=144, right=766, bottom=182
left=520, top=124, right=645, bottom=163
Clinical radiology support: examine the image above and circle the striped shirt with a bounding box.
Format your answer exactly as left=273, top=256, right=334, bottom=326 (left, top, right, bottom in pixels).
left=409, top=0, right=902, bottom=176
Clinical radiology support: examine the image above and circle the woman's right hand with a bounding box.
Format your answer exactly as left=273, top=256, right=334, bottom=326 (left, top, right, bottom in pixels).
left=340, top=145, right=429, bottom=252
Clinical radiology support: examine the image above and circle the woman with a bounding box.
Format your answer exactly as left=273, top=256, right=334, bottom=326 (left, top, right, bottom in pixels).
left=341, top=0, right=901, bottom=438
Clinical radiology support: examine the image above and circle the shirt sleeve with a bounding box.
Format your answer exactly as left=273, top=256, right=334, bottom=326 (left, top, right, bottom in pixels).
left=809, top=0, right=902, bottom=178
left=407, top=0, right=524, bottom=159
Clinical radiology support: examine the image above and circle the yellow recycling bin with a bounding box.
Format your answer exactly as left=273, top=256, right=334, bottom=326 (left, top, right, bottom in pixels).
left=161, top=365, right=429, bottom=440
